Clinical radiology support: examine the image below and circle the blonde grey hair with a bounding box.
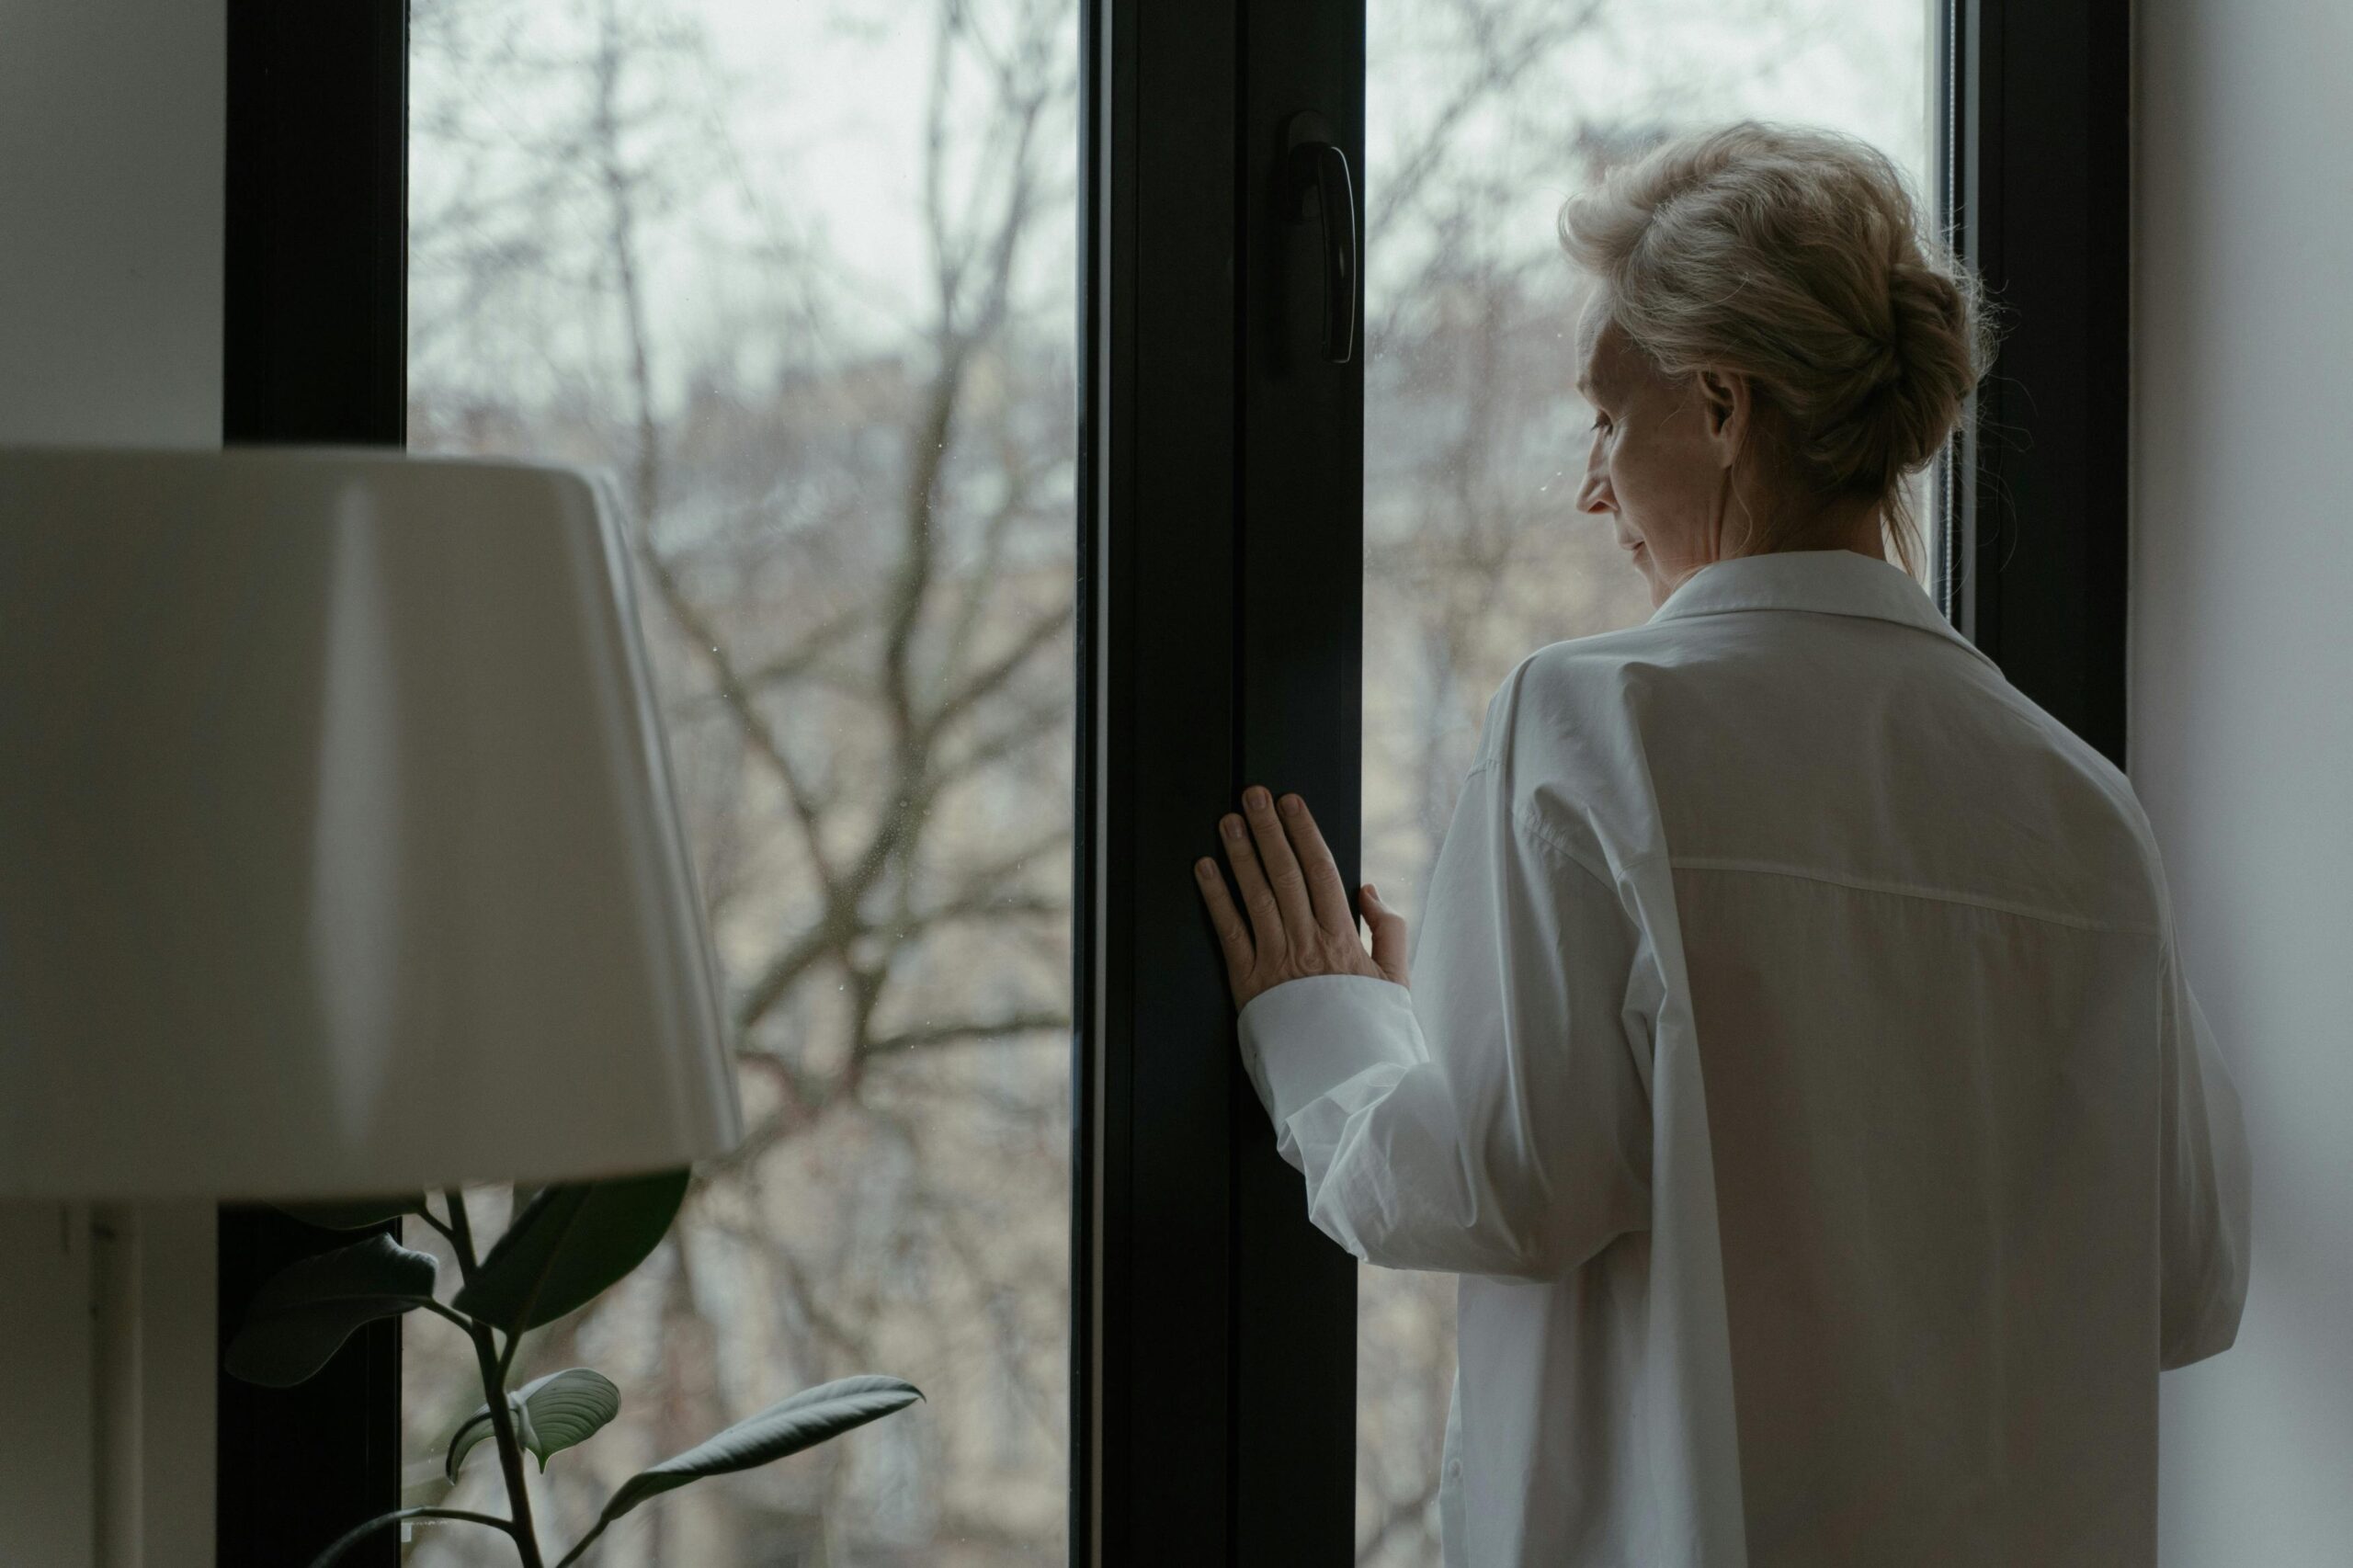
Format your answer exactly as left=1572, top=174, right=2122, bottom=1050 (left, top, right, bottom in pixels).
left=1557, top=120, right=1997, bottom=577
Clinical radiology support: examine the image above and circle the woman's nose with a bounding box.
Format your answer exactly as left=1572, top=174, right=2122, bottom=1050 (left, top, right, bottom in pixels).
left=1576, top=470, right=1613, bottom=515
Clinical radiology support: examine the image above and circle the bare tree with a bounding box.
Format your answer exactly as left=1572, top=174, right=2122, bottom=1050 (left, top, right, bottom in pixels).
left=405, top=0, right=1076, bottom=1561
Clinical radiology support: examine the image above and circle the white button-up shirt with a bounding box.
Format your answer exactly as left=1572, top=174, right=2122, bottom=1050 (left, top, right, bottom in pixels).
left=1237, top=549, right=2254, bottom=1567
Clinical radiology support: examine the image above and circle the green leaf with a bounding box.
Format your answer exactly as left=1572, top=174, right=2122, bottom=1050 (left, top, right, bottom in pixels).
left=451, top=1169, right=688, bottom=1333
left=445, top=1368, right=621, bottom=1483
left=271, top=1196, right=426, bottom=1231
left=552, top=1377, right=921, bottom=1567
left=520, top=1366, right=620, bottom=1469
left=223, top=1233, right=438, bottom=1388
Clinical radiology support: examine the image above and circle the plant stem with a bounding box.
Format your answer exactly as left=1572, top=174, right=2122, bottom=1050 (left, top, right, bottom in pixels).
left=416, top=1197, right=459, bottom=1248
left=443, top=1187, right=481, bottom=1286
left=419, top=1298, right=481, bottom=1334
left=468, top=1322, right=547, bottom=1568
left=449, top=1190, right=545, bottom=1568
left=304, top=1507, right=517, bottom=1568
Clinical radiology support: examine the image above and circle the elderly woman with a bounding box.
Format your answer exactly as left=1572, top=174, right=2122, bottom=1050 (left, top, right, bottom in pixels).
left=1193, top=122, right=2252, bottom=1567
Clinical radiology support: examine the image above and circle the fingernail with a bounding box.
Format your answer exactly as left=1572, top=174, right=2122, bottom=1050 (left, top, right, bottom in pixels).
left=1223, top=815, right=1245, bottom=838
left=1365, top=882, right=1379, bottom=900
left=1246, top=787, right=1269, bottom=809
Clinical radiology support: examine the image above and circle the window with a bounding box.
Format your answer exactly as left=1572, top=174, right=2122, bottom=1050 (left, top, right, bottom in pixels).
left=218, top=2, right=2128, bottom=1562
left=401, top=1, right=1077, bottom=1560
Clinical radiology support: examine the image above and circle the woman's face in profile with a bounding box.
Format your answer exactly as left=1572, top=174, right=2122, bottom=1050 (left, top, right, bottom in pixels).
left=1573, top=299, right=1743, bottom=608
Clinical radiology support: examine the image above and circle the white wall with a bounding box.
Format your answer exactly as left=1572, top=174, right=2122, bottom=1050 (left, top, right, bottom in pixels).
left=0, top=0, right=224, bottom=446
left=0, top=1206, right=96, bottom=1562
left=0, top=2, right=226, bottom=1563
left=2133, top=1, right=2353, bottom=1562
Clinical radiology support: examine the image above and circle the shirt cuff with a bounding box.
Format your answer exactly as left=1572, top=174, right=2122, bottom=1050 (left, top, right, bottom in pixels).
left=1235, top=973, right=1426, bottom=1129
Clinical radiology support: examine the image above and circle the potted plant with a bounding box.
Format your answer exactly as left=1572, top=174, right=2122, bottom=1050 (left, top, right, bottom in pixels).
left=227, top=1168, right=920, bottom=1567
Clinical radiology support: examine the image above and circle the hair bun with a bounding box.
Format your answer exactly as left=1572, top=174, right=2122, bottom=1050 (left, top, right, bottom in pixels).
left=1879, top=257, right=1990, bottom=475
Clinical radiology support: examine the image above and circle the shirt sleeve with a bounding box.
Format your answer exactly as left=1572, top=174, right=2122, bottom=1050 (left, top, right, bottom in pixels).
left=1234, top=756, right=1653, bottom=1280
left=2155, top=916, right=2254, bottom=1369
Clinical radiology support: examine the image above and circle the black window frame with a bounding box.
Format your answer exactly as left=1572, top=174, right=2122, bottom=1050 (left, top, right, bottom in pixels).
left=216, top=4, right=407, bottom=1566
left=216, top=0, right=2130, bottom=1560
left=1941, top=0, right=2132, bottom=767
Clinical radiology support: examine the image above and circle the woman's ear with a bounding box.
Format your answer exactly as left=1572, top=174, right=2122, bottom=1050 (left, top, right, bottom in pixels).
left=1695, top=366, right=1748, bottom=468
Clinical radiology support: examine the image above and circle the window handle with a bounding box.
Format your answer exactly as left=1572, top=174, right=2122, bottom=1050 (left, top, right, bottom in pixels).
left=1285, top=112, right=1358, bottom=364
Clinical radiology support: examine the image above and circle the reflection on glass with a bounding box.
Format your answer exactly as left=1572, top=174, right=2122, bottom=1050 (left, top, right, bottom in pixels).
left=403, top=1, right=1076, bottom=1562
left=1358, top=3, right=1933, bottom=1560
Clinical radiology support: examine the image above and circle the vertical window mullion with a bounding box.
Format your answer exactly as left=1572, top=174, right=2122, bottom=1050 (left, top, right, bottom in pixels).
left=1952, top=0, right=2131, bottom=765
left=1233, top=1, right=1366, bottom=1564
left=216, top=2, right=408, bottom=1563
left=1081, top=1, right=1244, bottom=1563
left=1082, top=0, right=1363, bottom=1562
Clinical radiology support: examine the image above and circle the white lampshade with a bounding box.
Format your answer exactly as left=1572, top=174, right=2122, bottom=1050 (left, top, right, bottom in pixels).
left=0, top=447, right=743, bottom=1200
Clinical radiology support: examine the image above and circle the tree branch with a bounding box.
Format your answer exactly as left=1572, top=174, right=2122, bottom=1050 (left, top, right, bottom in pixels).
left=860, top=1009, right=1070, bottom=1059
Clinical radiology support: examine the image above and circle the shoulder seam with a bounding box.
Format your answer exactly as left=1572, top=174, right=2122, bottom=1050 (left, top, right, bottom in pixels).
left=1510, top=801, right=1615, bottom=887
left=1668, top=856, right=2160, bottom=937
left=1470, top=747, right=1620, bottom=890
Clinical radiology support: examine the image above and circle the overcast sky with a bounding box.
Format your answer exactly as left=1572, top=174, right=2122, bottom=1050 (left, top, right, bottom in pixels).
left=412, top=0, right=1929, bottom=402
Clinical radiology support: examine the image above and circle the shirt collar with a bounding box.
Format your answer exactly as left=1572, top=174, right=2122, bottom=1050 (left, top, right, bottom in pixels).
left=1646, top=549, right=1997, bottom=672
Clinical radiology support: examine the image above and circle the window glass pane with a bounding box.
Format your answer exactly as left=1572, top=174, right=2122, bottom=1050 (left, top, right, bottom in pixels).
left=1358, top=5, right=1935, bottom=1560
left=403, top=1, right=1076, bottom=1561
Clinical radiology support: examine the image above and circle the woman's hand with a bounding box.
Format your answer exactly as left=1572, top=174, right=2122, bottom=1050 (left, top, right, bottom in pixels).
left=1193, top=785, right=1411, bottom=1013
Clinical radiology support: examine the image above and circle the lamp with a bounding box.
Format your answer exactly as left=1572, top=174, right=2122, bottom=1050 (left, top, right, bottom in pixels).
left=0, top=446, right=743, bottom=1200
